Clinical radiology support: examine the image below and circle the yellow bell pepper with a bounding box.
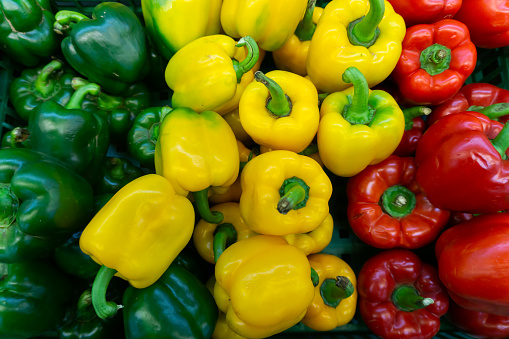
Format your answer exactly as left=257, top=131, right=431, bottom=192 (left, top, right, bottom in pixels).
left=239, top=150, right=332, bottom=236
left=239, top=70, right=320, bottom=153
left=282, top=213, right=333, bottom=256
left=223, top=109, right=253, bottom=147
left=306, top=0, right=405, bottom=93
left=220, top=0, right=308, bottom=52
left=165, top=34, right=259, bottom=114
left=154, top=107, right=239, bottom=224
left=317, top=67, right=404, bottom=177
left=79, top=174, right=195, bottom=319
left=214, top=235, right=315, bottom=338
left=303, top=254, right=358, bottom=331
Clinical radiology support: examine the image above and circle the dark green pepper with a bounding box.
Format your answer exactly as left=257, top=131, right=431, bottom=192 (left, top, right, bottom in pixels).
left=54, top=2, right=149, bottom=95
left=95, top=157, right=144, bottom=195
left=1, top=127, right=31, bottom=149
left=0, top=0, right=59, bottom=67
left=123, top=263, right=218, bottom=339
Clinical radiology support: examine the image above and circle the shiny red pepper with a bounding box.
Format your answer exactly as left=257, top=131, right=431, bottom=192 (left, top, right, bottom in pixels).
left=391, top=19, right=477, bottom=106
left=386, top=0, right=462, bottom=28
left=393, top=106, right=431, bottom=157
left=415, top=111, right=509, bottom=214
left=346, top=155, right=450, bottom=249
left=358, top=249, right=449, bottom=339
left=435, top=212, right=509, bottom=317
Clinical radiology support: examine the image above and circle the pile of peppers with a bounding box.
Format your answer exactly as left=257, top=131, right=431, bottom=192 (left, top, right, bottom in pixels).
left=2, top=0, right=509, bottom=338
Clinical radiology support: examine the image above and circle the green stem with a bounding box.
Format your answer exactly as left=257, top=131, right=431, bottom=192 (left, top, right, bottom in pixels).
left=342, top=67, right=375, bottom=125
left=232, top=36, right=260, bottom=83
left=403, top=106, right=431, bottom=130
left=91, top=266, right=121, bottom=319
left=34, top=60, right=63, bottom=98
left=66, top=83, right=100, bottom=109
left=320, top=276, right=355, bottom=308
left=392, top=285, right=434, bottom=312
left=311, top=267, right=320, bottom=287
left=54, top=10, right=89, bottom=35
left=193, top=188, right=224, bottom=224
left=420, top=44, right=451, bottom=76
left=295, top=0, right=317, bottom=41
left=348, top=0, right=384, bottom=48
left=213, top=223, right=237, bottom=263
left=491, top=121, right=509, bottom=160
left=277, top=177, right=310, bottom=214
left=298, top=144, right=319, bottom=156
left=467, top=103, right=509, bottom=121
left=0, top=183, right=19, bottom=228
left=72, top=77, right=123, bottom=110
left=254, top=71, right=292, bottom=117
left=9, top=127, right=30, bottom=148
left=76, top=290, right=97, bottom=322
left=380, top=185, right=417, bottom=219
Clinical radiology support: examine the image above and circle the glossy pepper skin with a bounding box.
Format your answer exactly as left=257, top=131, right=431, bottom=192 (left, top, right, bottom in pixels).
left=358, top=249, right=449, bottom=339
left=142, top=0, right=222, bottom=60
left=415, top=111, right=509, bottom=214
left=0, top=0, right=59, bottom=67
left=239, top=150, right=332, bottom=236
left=214, top=235, right=315, bottom=338
left=95, top=157, right=144, bottom=195
left=281, top=213, right=333, bottom=256
left=220, top=0, right=308, bottom=52
left=346, top=155, right=450, bottom=249
left=9, top=60, right=75, bottom=121
left=0, top=148, right=94, bottom=263
left=393, top=106, right=431, bottom=157
left=435, top=213, right=509, bottom=317
left=306, top=0, right=406, bottom=93
left=392, top=19, right=477, bottom=106
left=386, top=0, right=462, bottom=27
left=54, top=2, right=149, bottom=95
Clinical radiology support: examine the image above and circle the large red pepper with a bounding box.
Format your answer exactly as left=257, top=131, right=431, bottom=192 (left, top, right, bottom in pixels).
left=386, top=0, right=462, bottom=28
left=346, top=155, right=449, bottom=249
left=393, top=106, right=431, bottom=157
left=415, top=111, right=509, bottom=214
left=435, top=213, right=509, bottom=317
left=358, top=249, right=449, bottom=339
left=391, top=19, right=477, bottom=106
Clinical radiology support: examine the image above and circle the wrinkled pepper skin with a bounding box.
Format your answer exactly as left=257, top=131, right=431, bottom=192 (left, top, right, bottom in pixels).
left=435, top=213, right=509, bottom=317
left=0, top=0, right=59, bottom=67
left=281, top=213, right=334, bottom=256
left=0, top=148, right=94, bottom=263
left=123, top=263, right=218, bottom=339
left=95, top=157, right=144, bottom=195
left=386, top=0, right=462, bottom=27
left=141, top=0, right=222, bottom=60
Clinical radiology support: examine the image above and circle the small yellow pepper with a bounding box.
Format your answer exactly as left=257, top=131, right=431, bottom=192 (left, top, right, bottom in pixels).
left=282, top=213, right=333, bottom=256
left=303, top=254, right=358, bottom=331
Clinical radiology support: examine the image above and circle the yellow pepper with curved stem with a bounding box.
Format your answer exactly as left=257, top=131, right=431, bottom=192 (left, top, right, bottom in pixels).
left=303, top=254, right=358, bottom=331
left=220, top=0, right=308, bottom=52
left=214, top=235, right=315, bottom=338
left=239, top=70, right=320, bottom=153
left=282, top=213, right=333, bottom=256
left=239, top=150, right=332, bottom=236
left=306, top=0, right=405, bottom=93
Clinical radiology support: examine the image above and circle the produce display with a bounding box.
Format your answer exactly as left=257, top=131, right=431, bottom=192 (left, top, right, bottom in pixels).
left=1, top=0, right=509, bottom=338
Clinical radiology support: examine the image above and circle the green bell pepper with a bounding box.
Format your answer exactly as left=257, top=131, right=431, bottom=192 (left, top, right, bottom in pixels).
left=95, top=157, right=144, bottom=195
left=1, top=127, right=31, bottom=149
left=53, top=2, right=149, bottom=95
left=8, top=60, right=76, bottom=121
left=0, top=148, right=94, bottom=263
left=0, top=0, right=59, bottom=67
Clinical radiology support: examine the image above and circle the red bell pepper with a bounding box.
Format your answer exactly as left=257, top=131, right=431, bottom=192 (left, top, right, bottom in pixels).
left=416, top=111, right=509, bottom=214
left=386, top=0, right=462, bottom=28
left=447, top=300, right=509, bottom=339
left=393, top=106, right=431, bottom=157
left=346, top=155, right=450, bottom=249
left=447, top=211, right=473, bottom=227
left=391, top=19, right=477, bottom=106
left=453, top=0, right=509, bottom=49
left=358, top=249, right=449, bottom=339
left=435, top=212, right=509, bottom=316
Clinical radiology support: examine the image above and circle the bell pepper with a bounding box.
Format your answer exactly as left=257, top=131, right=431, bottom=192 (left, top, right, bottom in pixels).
left=386, top=0, right=462, bottom=27
left=272, top=0, right=323, bottom=77
left=222, top=109, right=253, bottom=147
left=165, top=34, right=259, bottom=115
left=317, top=67, right=405, bottom=177
left=0, top=0, right=59, bottom=67
left=8, top=60, right=75, bottom=121
left=54, top=231, right=101, bottom=281
left=447, top=211, right=474, bottom=227
left=220, top=0, right=308, bottom=52
left=239, top=70, right=320, bottom=153
left=306, top=0, right=406, bottom=93
left=141, top=0, right=222, bottom=60
left=415, top=111, right=509, bottom=214
left=53, top=2, right=149, bottom=95
left=79, top=174, right=195, bottom=319
left=95, top=157, right=144, bottom=195
left=435, top=212, right=509, bottom=317
left=391, top=19, right=477, bottom=106
left=1, top=126, right=31, bottom=149
left=301, top=253, right=357, bottom=331
left=239, top=150, right=332, bottom=236
left=0, top=148, right=94, bottom=263
left=346, top=155, right=450, bottom=249
left=281, top=213, right=334, bottom=256
left=454, top=0, right=509, bottom=49
left=393, top=106, right=431, bottom=157
left=0, top=259, right=75, bottom=338
left=214, top=235, right=315, bottom=338
left=358, top=249, right=449, bottom=339
left=155, top=107, right=239, bottom=224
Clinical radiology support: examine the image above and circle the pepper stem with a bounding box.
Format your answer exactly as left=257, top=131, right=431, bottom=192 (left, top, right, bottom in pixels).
left=193, top=188, right=224, bottom=224
left=232, top=36, right=260, bottom=83
left=213, top=223, right=237, bottom=263
left=320, top=276, right=355, bottom=308
left=34, top=60, right=63, bottom=98
left=76, top=290, right=97, bottom=322
left=348, top=0, right=384, bottom=47
left=255, top=71, right=292, bottom=117
left=0, top=183, right=19, bottom=228
left=467, top=103, right=509, bottom=121
left=491, top=121, right=509, bottom=160
left=311, top=267, right=320, bottom=287
left=392, top=285, right=434, bottom=312
left=66, top=83, right=100, bottom=109
left=420, top=44, right=452, bottom=76
left=295, top=0, right=317, bottom=41
left=403, top=106, right=431, bottom=130
left=72, top=77, right=123, bottom=110
left=9, top=127, right=30, bottom=148
left=342, top=67, right=376, bottom=125
left=277, top=177, right=310, bottom=214
left=91, top=266, right=122, bottom=319
left=54, top=10, right=89, bottom=35
left=381, top=185, right=417, bottom=218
